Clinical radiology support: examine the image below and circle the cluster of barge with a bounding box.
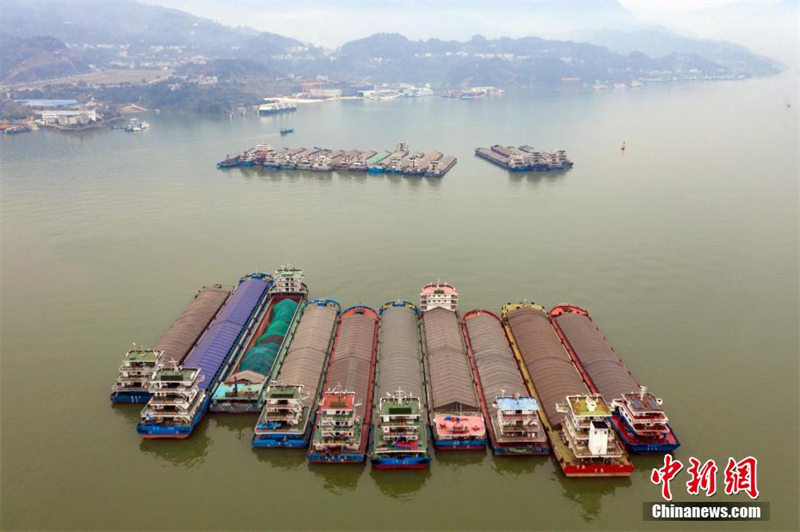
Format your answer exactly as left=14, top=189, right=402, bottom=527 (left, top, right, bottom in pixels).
left=217, top=142, right=457, bottom=177
left=475, top=145, right=574, bottom=172
left=112, top=269, right=679, bottom=476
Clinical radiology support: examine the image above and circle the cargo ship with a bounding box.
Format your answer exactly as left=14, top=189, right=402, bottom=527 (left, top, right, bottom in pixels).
left=424, top=155, right=456, bottom=177
left=137, top=273, right=272, bottom=438
left=258, top=99, right=297, bottom=115
left=419, top=282, right=486, bottom=450
left=370, top=301, right=431, bottom=469
left=218, top=144, right=457, bottom=177
left=461, top=310, right=549, bottom=455
left=210, top=266, right=308, bottom=413
left=110, top=286, right=230, bottom=404
left=474, top=145, right=573, bottom=172
left=308, top=306, right=379, bottom=463
left=502, top=302, right=633, bottom=477
left=366, top=151, right=390, bottom=172
left=550, top=305, right=680, bottom=452
left=252, top=298, right=340, bottom=448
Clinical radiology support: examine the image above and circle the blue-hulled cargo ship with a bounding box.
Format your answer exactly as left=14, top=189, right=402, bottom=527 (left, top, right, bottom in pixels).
left=550, top=305, right=680, bottom=453
left=137, top=273, right=272, bottom=438
left=110, top=286, right=230, bottom=404
left=461, top=309, right=550, bottom=455
left=210, top=266, right=308, bottom=413
left=252, top=298, right=340, bottom=448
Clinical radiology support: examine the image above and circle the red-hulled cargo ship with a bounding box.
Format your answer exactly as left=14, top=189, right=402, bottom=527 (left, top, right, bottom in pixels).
left=308, top=305, right=379, bottom=463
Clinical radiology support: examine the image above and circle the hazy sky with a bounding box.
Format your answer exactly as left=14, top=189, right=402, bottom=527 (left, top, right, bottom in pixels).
left=143, top=0, right=796, bottom=63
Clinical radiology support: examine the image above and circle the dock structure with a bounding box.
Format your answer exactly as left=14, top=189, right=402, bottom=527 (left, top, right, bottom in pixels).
left=308, top=305, right=379, bottom=463
left=110, top=286, right=230, bottom=404
left=253, top=298, right=341, bottom=448
left=475, top=145, right=573, bottom=172
left=419, top=282, right=486, bottom=450
left=501, top=302, right=633, bottom=476
left=136, top=274, right=273, bottom=439
left=550, top=305, right=679, bottom=452
left=370, top=301, right=431, bottom=469
left=218, top=142, right=457, bottom=177
left=461, top=309, right=550, bottom=455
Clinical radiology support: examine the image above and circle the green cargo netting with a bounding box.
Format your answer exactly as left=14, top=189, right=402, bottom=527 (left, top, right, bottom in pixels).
left=240, top=343, right=280, bottom=375
left=241, top=299, right=298, bottom=375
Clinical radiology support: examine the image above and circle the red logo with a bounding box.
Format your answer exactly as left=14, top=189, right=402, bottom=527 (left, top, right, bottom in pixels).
left=650, top=454, right=683, bottom=501
left=651, top=456, right=759, bottom=500
left=686, top=458, right=718, bottom=496
left=723, top=456, right=759, bottom=499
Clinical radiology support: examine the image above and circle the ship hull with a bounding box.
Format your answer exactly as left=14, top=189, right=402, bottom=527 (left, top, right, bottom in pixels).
left=209, top=404, right=261, bottom=414
left=307, top=452, right=365, bottom=464
left=561, top=463, right=635, bottom=477
left=371, top=457, right=430, bottom=470
left=252, top=435, right=308, bottom=448
left=491, top=442, right=550, bottom=456
left=137, top=403, right=206, bottom=439
left=110, top=391, right=151, bottom=404
left=433, top=439, right=486, bottom=450
left=612, top=416, right=681, bottom=453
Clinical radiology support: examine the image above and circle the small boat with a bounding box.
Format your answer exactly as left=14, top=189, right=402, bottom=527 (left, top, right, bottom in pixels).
left=280, top=127, right=294, bottom=136
left=124, top=118, right=148, bottom=132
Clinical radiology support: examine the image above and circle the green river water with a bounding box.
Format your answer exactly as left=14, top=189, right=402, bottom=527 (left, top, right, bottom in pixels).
left=1, top=74, right=797, bottom=530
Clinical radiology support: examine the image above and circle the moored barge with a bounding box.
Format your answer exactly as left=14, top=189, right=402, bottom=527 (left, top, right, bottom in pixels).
left=210, top=266, right=308, bottom=413
left=137, top=273, right=272, bottom=438
left=420, top=282, right=486, bottom=450
left=461, top=309, right=549, bottom=455
left=110, top=285, right=230, bottom=404
left=308, top=305, right=379, bottom=463
left=550, top=305, right=679, bottom=452
left=475, top=145, right=573, bottom=172
left=252, top=298, right=340, bottom=447
left=502, top=302, right=633, bottom=476
left=370, top=301, right=431, bottom=469
left=219, top=143, right=457, bottom=177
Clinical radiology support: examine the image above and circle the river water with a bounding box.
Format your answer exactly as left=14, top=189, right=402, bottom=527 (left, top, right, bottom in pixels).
left=1, top=74, right=797, bottom=530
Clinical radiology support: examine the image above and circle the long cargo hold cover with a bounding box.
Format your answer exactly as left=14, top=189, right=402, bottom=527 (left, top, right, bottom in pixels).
left=378, top=305, right=423, bottom=398
left=422, top=307, right=479, bottom=412
left=324, top=309, right=378, bottom=420
left=155, top=287, right=230, bottom=364
left=183, top=276, right=270, bottom=390
left=463, top=311, right=528, bottom=401
left=274, top=302, right=339, bottom=409
left=552, top=310, right=639, bottom=402
left=505, top=307, right=588, bottom=426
